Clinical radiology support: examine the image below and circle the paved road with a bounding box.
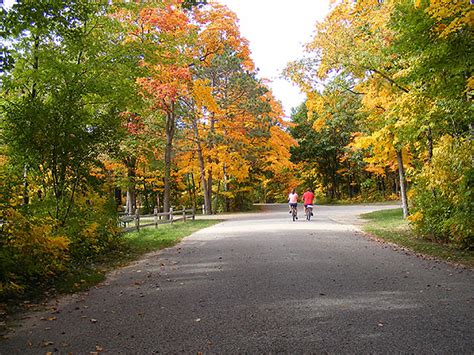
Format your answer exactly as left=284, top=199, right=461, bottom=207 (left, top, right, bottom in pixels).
left=1, top=204, right=473, bottom=353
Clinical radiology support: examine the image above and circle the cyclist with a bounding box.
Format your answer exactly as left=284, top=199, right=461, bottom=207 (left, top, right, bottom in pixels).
left=302, top=188, right=315, bottom=217
left=288, top=188, right=298, bottom=219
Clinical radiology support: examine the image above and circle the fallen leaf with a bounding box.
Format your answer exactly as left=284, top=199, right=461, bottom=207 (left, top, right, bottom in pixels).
left=90, top=319, right=98, bottom=323
left=42, top=341, right=54, bottom=347
left=96, top=345, right=104, bottom=351
left=195, top=318, right=201, bottom=322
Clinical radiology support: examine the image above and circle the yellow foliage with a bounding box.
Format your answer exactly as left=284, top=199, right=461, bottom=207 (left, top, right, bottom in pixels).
left=407, top=211, right=423, bottom=223
left=422, top=135, right=473, bottom=203
left=193, top=79, right=219, bottom=113
left=83, top=222, right=99, bottom=238
left=312, top=117, right=327, bottom=132
left=193, top=3, right=254, bottom=71
left=466, top=76, right=474, bottom=99
left=3, top=209, right=71, bottom=277
left=425, top=0, right=473, bottom=37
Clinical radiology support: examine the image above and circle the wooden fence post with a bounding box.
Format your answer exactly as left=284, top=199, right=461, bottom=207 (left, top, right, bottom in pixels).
left=183, top=206, right=186, bottom=222
left=154, top=207, right=158, bottom=228
left=192, top=206, right=195, bottom=221
left=135, top=209, right=140, bottom=232
left=202, top=204, right=205, bottom=215
left=170, top=207, right=173, bottom=224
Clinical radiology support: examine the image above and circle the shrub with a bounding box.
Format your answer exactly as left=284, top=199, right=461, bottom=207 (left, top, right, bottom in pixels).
left=0, top=189, right=121, bottom=300
left=63, top=191, right=121, bottom=265
left=410, top=135, right=473, bottom=249
left=0, top=209, right=70, bottom=299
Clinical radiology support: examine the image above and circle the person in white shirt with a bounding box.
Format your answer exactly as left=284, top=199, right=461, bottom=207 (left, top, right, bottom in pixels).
left=288, top=188, right=298, bottom=218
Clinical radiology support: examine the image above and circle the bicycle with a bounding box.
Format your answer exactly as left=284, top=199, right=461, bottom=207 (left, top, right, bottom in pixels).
left=290, top=204, right=298, bottom=221
left=305, top=204, right=313, bottom=221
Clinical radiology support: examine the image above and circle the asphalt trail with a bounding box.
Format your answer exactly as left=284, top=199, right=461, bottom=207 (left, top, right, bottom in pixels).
left=1, top=204, right=473, bottom=353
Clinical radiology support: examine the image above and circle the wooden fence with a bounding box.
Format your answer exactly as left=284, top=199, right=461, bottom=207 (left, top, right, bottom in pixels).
left=118, top=206, right=195, bottom=233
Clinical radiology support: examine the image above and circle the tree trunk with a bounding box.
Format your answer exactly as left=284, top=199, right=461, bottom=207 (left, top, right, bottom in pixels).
left=206, top=168, right=213, bottom=214
left=427, top=127, right=433, bottom=163
left=396, top=149, right=409, bottom=218
left=143, top=181, right=149, bottom=213
left=124, top=157, right=137, bottom=215
left=163, top=106, right=176, bottom=216
left=191, top=116, right=212, bottom=214
left=23, top=164, right=29, bottom=206
left=23, top=36, right=40, bottom=207
left=190, top=173, right=197, bottom=208
left=114, top=187, right=122, bottom=207
left=205, top=113, right=216, bottom=214
left=214, top=179, right=221, bottom=213
left=223, top=164, right=230, bottom=212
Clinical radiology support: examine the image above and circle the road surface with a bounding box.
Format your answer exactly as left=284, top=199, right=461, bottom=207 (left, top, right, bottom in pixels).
left=1, top=204, right=473, bottom=353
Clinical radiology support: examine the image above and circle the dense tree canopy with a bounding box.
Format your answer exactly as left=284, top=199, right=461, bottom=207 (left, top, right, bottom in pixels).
left=286, top=0, right=473, bottom=247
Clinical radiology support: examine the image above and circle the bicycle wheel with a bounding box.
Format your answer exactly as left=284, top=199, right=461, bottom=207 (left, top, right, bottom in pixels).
left=306, top=208, right=311, bottom=221
left=292, top=208, right=296, bottom=221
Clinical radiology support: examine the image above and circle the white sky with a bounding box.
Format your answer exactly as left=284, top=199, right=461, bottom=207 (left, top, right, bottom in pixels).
left=217, top=0, right=330, bottom=118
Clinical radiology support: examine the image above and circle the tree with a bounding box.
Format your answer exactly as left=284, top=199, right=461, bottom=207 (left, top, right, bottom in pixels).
left=1, top=1, right=135, bottom=223
left=116, top=0, right=195, bottom=215
left=286, top=0, right=412, bottom=216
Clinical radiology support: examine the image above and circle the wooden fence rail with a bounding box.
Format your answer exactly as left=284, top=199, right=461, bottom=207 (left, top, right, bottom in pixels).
left=119, top=206, right=195, bottom=233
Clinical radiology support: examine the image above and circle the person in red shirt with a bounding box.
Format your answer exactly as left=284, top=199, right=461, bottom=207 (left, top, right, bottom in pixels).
left=302, top=188, right=315, bottom=216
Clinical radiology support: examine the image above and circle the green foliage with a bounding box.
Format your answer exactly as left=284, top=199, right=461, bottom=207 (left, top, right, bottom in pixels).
left=182, top=0, right=207, bottom=10
left=390, top=1, right=472, bottom=140
left=409, top=136, right=473, bottom=249
left=289, top=79, right=395, bottom=201
left=63, top=191, right=122, bottom=265
left=1, top=1, right=138, bottom=224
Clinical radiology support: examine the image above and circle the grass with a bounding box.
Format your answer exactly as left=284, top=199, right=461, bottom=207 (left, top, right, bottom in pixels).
left=360, top=208, right=474, bottom=268
left=122, top=220, right=220, bottom=255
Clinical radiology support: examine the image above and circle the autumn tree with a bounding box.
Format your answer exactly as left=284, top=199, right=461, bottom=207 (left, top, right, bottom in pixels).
left=287, top=0, right=413, bottom=216
left=286, top=0, right=472, bottom=247
left=113, top=0, right=195, bottom=215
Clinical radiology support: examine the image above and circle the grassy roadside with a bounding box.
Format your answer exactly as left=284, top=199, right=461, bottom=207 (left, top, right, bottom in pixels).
left=360, top=208, right=473, bottom=268
left=1, top=220, right=220, bottom=321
